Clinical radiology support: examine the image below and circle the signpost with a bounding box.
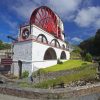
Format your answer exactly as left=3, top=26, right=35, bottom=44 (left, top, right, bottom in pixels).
left=1, top=58, right=12, bottom=65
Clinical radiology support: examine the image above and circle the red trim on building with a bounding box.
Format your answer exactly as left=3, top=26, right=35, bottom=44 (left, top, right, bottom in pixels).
left=14, top=38, right=69, bottom=51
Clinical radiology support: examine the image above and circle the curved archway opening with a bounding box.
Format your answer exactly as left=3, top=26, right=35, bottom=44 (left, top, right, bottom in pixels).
left=37, top=34, right=48, bottom=44
left=44, top=48, right=57, bottom=60
left=50, top=39, right=60, bottom=48
left=60, top=51, right=66, bottom=59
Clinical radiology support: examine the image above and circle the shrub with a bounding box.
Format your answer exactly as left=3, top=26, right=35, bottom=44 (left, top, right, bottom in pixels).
left=22, top=71, right=29, bottom=78
left=82, top=63, right=87, bottom=65
left=57, top=59, right=63, bottom=64
left=32, top=71, right=37, bottom=78
left=37, top=69, right=46, bottom=75
left=85, top=53, right=92, bottom=62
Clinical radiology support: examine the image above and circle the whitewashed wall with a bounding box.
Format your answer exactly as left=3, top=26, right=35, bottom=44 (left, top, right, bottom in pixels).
left=32, top=60, right=57, bottom=71
left=32, top=25, right=66, bottom=46
left=13, top=41, right=32, bottom=61
left=13, top=62, right=32, bottom=76
left=32, top=41, right=70, bottom=61
left=13, top=41, right=32, bottom=76
left=32, top=41, right=70, bottom=69
left=13, top=24, right=70, bottom=76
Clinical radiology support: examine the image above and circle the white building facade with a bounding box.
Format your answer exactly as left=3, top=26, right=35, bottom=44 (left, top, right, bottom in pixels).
left=13, top=6, right=70, bottom=76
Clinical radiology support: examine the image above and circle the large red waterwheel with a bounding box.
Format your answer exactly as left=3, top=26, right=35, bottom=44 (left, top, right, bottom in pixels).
left=30, top=6, right=62, bottom=39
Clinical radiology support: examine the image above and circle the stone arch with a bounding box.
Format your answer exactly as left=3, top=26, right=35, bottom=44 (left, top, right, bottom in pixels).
left=44, top=48, right=57, bottom=60
left=37, top=34, right=48, bottom=44
left=50, top=39, right=60, bottom=47
left=60, top=51, right=66, bottom=59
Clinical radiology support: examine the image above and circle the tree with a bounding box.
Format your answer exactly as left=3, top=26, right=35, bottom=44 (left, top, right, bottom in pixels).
left=0, top=40, right=11, bottom=50
left=79, top=29, right=100, bottom=56
left=84, top=53, right=92, bottom=62
left=0, top=40, right=3, bottom=44
left=79, top=37, right=95, bottom=55
left=70, top=46, right=82, bottom=59
left=94, top=29, right=100, bottom=55
left=0, top=40, right=4, bottom=50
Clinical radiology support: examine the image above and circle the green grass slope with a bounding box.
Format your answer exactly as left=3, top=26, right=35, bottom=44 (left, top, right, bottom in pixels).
left=19, top=64, right=96, bottom=89
left=43, top=60, right=92, bottom=72
left=19, top=60, right=97, bottom=89
left=34, top=64, right=96, bottom=88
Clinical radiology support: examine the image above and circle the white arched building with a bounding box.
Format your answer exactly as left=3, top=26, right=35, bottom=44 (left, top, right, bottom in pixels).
left=13, top=6, right=70, bottom=76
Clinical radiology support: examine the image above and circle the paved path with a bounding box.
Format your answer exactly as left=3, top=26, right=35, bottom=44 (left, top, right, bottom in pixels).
left=0, top=93, right=100, bottom=100
left=0, top=94, right=32, bottom=100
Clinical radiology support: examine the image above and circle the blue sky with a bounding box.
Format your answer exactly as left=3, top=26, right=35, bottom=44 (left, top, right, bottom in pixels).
left=0, top=0, right=100, bottom=44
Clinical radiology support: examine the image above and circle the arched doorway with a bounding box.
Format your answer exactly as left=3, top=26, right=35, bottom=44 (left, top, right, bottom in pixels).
left=18, top=60, right=22, bottom=79
left=60, top=51, right=66, bottom=59
left=44, top=48, right=57, bottom=60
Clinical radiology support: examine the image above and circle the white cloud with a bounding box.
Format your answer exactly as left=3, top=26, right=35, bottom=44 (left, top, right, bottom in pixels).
left=5, top=19, right=18, bottom=30
left=81, top=0, right=93, bottom=8
left=6, top=0, right=100, bottom=30
left=74, top=7, right=100, bottom=28
left=71, top=37, right=83, bottom=44
left=11, top=0, right=39, bottom=20
left=47, top=0, right=82, bottom=20
left=9, top=0, right=82, bottom=21
left=0, top=15, right=18, bottom=30
left=95, top=18, right=100, bottom=29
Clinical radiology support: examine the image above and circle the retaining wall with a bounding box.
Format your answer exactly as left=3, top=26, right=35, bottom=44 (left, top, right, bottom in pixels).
left=0, top=83, right=100, bottom=99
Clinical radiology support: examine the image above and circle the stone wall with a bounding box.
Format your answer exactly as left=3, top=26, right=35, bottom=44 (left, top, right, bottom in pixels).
left=0, top=83, right=100, bottom=99
left=33, top=64, right=94, bottom=83
left=33, top=68, right=79, bottom=83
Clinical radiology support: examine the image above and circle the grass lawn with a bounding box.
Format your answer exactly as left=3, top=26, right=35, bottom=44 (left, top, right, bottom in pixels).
left=42, top=60, right=92, bottom=72
left=33, top=65, right=97, bottom=88
left=19, top=60, right=97, bottom=89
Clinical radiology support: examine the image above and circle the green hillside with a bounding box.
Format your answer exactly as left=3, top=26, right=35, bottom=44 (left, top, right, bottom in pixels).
left=33, top=60, right=96, bottom=88
left=79, top=29, right=100, bottom=56
left=34, top=66, right=96, bottom=88
left=19, top=60, right=97, bottom=89
left=42, top=60, right=92, bottom=72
